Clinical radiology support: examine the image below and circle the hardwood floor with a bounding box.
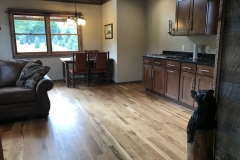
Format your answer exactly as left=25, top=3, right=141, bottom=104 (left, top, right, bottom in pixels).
left=0, top=82, right=192, bottom=160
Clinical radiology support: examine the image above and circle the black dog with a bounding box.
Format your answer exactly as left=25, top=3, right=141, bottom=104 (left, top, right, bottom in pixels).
left=187, top=90, right=217, bottom=143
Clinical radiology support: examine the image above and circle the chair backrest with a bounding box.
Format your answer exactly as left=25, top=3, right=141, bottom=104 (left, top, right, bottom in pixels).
left=85, top=50, right=98, bottom=58
left=94, top=52, right=109, bottom=70
left=72, top=52, right=88, bottom=72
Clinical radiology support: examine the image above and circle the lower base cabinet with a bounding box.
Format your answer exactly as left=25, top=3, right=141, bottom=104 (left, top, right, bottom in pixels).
left=153, top=66, right=165, bottom=94
left=179, top=71, right=195, bottom=106
left=143, top=64, right=165, bottom=94
left=165, top=69, right=180, bottom=100
left=143, top=57, right=214, bottom=110
left=143, top=64, right=153, bottom=90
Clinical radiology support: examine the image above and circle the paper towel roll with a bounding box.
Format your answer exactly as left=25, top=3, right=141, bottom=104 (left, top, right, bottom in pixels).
left=193, top=44, right=198, bottom=59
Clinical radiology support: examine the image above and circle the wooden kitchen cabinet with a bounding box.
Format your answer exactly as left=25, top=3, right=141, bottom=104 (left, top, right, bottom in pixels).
left=152, top=66, right=165, bottom=94
left=165, top=69, right=180, bottom=100
left=142, top=56, right=214, bottom=110
left=143, top=64, right=153, bottom=90
left=175, top=0, right=220, bottom=36
left=179, top=71, right=196, bottom=106
left=143, top=58, right=166, bottom=94
left=165, top=60, right=181, bottom=100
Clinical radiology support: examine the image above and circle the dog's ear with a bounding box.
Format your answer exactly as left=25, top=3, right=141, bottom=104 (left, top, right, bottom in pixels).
left=191, top=90, right=197, bottom=100
left=202, top=90, right=215, bottom=103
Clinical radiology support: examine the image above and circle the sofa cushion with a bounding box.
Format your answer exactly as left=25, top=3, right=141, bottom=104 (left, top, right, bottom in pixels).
left=0, top=60, right=42, bottom=88
left=16, top=62, right=50, bottom=89
left=0, top=86, right=36, bottom=105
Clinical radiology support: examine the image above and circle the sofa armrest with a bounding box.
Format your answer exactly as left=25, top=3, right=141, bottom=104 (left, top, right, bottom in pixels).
left=35, top=75, right=53, bottom=116
left=36, top=75, right=53, bottom=92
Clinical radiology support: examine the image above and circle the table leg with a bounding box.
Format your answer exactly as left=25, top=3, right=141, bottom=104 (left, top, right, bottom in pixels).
left=65, top=62, right=70, bottom=87
left=62, top=61, right=66, bottom=83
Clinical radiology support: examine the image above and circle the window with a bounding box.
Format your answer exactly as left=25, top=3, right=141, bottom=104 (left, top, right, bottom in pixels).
left=8, top=8, right=82, bottom=58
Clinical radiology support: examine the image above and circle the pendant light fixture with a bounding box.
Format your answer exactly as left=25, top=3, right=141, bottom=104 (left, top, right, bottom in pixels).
left=66, top=0, right=86, bottom=26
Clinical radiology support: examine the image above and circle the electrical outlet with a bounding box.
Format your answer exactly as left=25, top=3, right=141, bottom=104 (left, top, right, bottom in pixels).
left=182, top=45, right=185, bottom=51
left=205, top=46, right=209, bottom=53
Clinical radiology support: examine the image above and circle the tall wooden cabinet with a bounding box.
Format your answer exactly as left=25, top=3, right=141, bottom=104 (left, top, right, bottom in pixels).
left=175, top=0, right=220, bottom=35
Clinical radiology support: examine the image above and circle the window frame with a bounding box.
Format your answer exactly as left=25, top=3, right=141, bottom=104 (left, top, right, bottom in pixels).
left=8, top=8, right=83, bottom=59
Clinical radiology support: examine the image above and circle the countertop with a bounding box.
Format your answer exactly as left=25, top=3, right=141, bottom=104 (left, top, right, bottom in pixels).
left=142, top=51, right=215, bottom=66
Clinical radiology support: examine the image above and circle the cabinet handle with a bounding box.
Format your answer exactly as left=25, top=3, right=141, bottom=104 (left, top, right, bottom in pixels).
left=189, top=20, right=192, bottom=31
left=152, top=69, right=154, bottom=78
left=191, top=78, right=195, bottom=90
left=183, top=66, right=191, bottom=70
left=150, top=69, right=152, bottom=78
left=168, top=64, right=175, bottom=67
left=199, top=69, right=209, bottom=72
left=144, top=60, right=149, bottom=63
left=155, top=62, right=161, bottom=64
left=185, top=20, right=189, bottom=31
left=167, top=70, right=174, bottom=73
left=209, top=82, right=213, bottom=89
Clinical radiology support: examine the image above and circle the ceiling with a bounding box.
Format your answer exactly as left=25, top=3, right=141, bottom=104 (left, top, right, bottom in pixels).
left=43, top=0, right=110, bottom=5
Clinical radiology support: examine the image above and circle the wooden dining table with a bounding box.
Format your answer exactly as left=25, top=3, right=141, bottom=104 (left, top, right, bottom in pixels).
left=60, top=57, right=113, bottom=87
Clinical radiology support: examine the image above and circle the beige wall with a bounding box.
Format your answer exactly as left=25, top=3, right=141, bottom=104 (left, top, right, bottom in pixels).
left=117, top=0, right=146, bottom=82
left=146, top=0, right=217, bottom=55
left=0, top=0, right=102, bottom=80
left=102, top=0, right=117, bottom=82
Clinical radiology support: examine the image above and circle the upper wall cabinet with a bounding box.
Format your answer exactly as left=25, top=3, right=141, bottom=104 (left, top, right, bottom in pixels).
left=174, top=0, right=220, bottom=36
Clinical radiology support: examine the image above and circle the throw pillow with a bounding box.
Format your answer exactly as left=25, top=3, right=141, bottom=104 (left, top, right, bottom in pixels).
left=16, top=62, right=50, bottom=89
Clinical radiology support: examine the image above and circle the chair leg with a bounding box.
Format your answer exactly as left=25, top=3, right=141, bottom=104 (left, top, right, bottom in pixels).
left=106, top=72, right=108, bottom=85
left=93, top=72, right=95, bottom=86
left=73, top=75, right=75, bottom=88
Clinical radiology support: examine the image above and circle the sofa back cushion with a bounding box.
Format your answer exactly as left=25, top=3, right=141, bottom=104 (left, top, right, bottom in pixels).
left=0, top=60, right=42, bottom=88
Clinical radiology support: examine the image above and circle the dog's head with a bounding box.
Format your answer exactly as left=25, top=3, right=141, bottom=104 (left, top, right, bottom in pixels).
left=191, top=90, right=216, bottom=107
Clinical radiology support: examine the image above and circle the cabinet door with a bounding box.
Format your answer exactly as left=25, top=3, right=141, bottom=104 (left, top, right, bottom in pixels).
left=189, top=0, right=208, bottom=35
left=143, top=64, right=153, bottom=90
left=153, top=66, right=165, bottom=94
left=165, top=69, right=180, bottom=100
left=194, top=75, right=213, bottom=107
left=179, top=72, right=195, bottom=106
left=175, top=0, right=191, bottom=36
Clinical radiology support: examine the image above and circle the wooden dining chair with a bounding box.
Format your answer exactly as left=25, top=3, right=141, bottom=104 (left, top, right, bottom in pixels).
left=90, top=51, right=109, bottom=85
left=85, top=50, right=98, bottom=59
left=69, top=52, right=89, bottom=87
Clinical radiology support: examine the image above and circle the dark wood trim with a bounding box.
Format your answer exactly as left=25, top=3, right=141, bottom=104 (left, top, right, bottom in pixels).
left=42, top=0, right=111, bottom=5
left=0, top=135, right=3, bottom=160
left=7, top=8, right=83, bottom=16
left=214, top=0, right=226, bottom=102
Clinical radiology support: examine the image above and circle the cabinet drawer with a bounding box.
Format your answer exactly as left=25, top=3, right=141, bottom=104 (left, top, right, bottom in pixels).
left=143, top=58, right=153, bottom=65
left=181, top=62, right=196, bottom=73
left=197, top=65, right=214, bottom=77
left=153, top=59, right=165, bottom=67
left=166, top=60, right=180, bottom=70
